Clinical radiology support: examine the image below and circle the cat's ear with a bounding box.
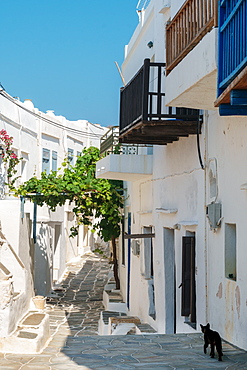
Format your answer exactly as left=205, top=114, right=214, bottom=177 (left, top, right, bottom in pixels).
left=206, top=323, right=210, bottom=328
left=200, top=324, right=203, bottom=328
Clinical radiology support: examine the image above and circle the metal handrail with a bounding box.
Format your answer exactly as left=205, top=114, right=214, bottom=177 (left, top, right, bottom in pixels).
left=136, top=0, right=151, bottom=11
left=100, top=126, right=151, bottom=156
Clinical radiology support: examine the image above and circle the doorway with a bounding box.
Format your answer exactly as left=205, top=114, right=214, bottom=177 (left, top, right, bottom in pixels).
left=181, top=234, right=196, bottom=328
left=163, top=228, right=176, bottom=333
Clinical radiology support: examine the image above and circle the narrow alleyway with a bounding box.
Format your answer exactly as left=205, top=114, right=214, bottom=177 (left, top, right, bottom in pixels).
left=1, top=252, right=247, bottom=369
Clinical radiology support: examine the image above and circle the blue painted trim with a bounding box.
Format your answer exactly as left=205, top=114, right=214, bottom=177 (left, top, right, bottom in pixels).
left=33, top=202, right=37, bottom=243
left=230, top=90, right=247, bottom=105
left=20, top=196, right=25, bottom=219
left=217, top=0, right=247, bottom=97
left=219, top=103, right=247, bottom=115
left=220, top=0, right=244, bottom=32
left=127, top=212, right=131, bottom=309
left=219, top=57, right=247, bottom=90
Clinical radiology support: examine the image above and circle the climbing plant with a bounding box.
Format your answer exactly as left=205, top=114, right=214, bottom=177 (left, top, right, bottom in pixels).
left=0, top=129, right=22, bottom=186
left=15, top=146, right=123, bottom=288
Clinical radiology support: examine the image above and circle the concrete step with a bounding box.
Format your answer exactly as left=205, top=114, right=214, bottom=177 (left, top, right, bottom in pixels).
left=110, top=316, right=141, bottom=335
left=98, top=310, right=157, bottom=336
left=103, top=289, right=126, bottom=313
left=0, top=311, right=50, bottom=354
left=98, top=311, right=127, bottom=335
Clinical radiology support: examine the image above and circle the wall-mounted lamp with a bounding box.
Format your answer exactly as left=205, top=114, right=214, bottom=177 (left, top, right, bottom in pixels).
left=147, top=41, right=153, bottom=48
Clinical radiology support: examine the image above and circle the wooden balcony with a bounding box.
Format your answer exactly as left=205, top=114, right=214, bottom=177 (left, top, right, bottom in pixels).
left=166, top=0, right=218, bottom=75
left=214, top=0, right=247, bottom=115
left=119, top=59, right=202, bottom=145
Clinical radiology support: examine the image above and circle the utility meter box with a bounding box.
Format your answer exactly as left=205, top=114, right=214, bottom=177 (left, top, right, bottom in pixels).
left=206, top=203, right=222, bottom=230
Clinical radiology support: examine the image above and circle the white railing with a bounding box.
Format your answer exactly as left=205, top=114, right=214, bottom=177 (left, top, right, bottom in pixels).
left=136, top=0, right=151, bottom=11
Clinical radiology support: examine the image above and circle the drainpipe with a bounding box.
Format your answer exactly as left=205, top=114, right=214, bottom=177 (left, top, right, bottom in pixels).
left=204, top=110, right=209, bottom=323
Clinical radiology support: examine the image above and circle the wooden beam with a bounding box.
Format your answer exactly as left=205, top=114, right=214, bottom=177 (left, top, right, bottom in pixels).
left=120, top=136, right=180, bottom=144
left=124, top=233, right=155, bottom=239
left=140, top=126, right=192, bottom=136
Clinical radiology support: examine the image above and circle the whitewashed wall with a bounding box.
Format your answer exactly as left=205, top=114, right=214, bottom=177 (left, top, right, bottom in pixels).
left=0, top=91, right=106, bottom=303
left=159, top=0, right=247, bottom=350
left=204, top=111, right=247, bottom=350
left=170, top=0, right=184, bottom=18
left=118, top=0, right=208, bottom=334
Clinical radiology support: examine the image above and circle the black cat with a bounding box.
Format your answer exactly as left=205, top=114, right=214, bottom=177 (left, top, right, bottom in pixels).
left=200, top=323, right=223, bottom=361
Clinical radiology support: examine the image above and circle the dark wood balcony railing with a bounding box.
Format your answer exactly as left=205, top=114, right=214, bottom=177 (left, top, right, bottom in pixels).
left=119, top=59, right=202, bottom=145
left=166, top=0, right=218, bottom=75
left=100, top=126, right=120, bottom=155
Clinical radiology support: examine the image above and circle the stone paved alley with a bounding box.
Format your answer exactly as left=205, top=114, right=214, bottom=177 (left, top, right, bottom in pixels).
left=1, top=252, right=247, bottom=369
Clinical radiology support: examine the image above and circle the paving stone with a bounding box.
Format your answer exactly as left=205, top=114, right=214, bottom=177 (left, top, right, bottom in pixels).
left=1, top=252, right=247, bottom=370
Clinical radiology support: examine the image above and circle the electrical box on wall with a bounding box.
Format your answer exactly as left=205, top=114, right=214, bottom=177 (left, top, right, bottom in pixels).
left=131, top=239, right=140, bottom=256
left=206, top=203, right=222, bottom=230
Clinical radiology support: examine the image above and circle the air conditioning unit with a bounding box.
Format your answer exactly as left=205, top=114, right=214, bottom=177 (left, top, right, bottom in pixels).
left=131, top=239, right=140, bottom=256
left=206, top=203, right=222, bottom=230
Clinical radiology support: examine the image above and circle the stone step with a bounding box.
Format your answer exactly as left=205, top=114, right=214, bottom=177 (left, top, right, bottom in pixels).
left=101, top=310, right=127, bottom=324
left=103, top=289, right=126, bottom=313
left=0, top=311, right=50, bottom=354
left=136, top=323, right=157, bottom=334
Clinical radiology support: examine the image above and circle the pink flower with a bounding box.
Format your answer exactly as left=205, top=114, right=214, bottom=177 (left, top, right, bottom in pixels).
left=10, top=152, right=17, bottom=159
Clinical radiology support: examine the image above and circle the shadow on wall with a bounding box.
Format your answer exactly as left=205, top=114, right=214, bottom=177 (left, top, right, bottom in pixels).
left=34, top=224, right=52, bottom=297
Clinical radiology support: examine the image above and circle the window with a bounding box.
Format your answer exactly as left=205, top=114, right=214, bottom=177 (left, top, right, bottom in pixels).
left=21, top=161, right=27, bottom=182
left=225, top=223, right=236, bottom=281
left=68, top=148, right=74, bottom=165
left=52, top=151, right=57, bottom=172
left=42, top=148, right=50, bottom=173
left=21, top=152, right=29, bottom=182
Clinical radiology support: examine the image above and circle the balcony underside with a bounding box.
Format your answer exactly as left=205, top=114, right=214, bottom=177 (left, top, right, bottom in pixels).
left=96, top=154, right=153, bottom=181
left=119, top=119, right=201, bottom=145
left=165, top=29, right=218, bottom=111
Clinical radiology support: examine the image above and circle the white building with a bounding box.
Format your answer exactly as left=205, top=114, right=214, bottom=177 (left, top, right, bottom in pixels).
left=0, top=90, right=106, bottom=338
left=96, top=0, right=247, bottom=350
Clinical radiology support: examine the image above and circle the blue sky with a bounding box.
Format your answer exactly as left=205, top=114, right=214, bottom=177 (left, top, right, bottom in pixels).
left=1, top=1, right=138, bottom=127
